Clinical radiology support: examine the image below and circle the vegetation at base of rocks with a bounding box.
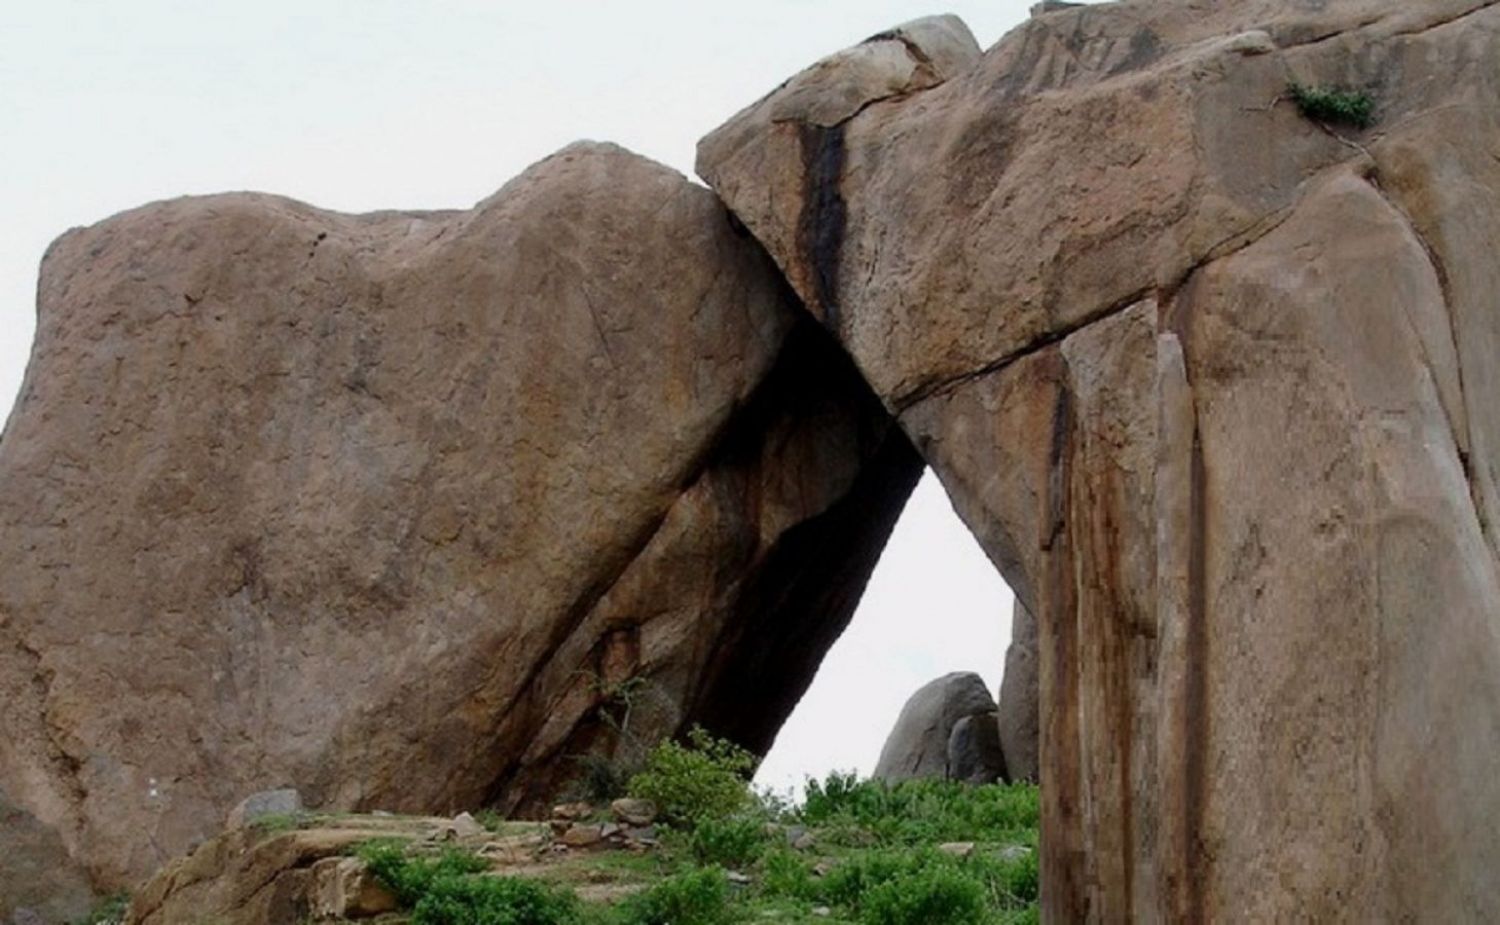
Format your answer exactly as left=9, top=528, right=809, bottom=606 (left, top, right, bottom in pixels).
left=69, top=893, right=130, bottom=925
left=1288, top=82, right=1376, bottom=128
left=612, top=866, right=739, bottom=925
left=249, top=811, right=309, bottom=834
left=568, top=752, right=638, bottom=805
left=357, top=839, right=492, bottom=906
left=357, top=731, right=1040, bottom=924
left=687, top=814, right=767, bottom=868
left=801, top=772, right=1039, bottom=847
left=625, top=727, right=757, bottom=826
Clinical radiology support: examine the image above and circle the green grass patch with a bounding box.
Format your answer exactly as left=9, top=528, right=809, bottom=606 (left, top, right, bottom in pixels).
left=349, top=734, right=1040, bottom=923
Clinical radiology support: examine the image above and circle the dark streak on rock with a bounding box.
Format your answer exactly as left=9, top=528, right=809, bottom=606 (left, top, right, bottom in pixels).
left=796, top=123, right=848, bottom=331
left=1183, top=409, right=1209, bottom=924
left=1166, top=274, right=1210, bottom=925
left=1040, top=351, right=1089, bottom=924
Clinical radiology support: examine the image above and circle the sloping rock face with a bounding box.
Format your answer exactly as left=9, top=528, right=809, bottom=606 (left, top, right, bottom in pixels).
left=700, top=2, right=1500, bottom=920
left=873, top=671, right=998, bottom=783
left=0, top=141, right=921, bottom=899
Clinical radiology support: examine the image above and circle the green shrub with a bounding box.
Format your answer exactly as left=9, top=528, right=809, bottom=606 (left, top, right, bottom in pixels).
left=758, top=848, right=815, bottom=901
left=1288, top=83, right=1376, bottom=128
left=69, top=894, right=130, bottom=925
left=689, top=815, right=766, bottom=868
left=356, top=840, right=490, bottom=906
left=411, top=875, right=581, bottom=925
left=858, top=865, right=986, bottom=925
left=627, top=727, right=756, bottom=826
left=615, top=866, right=740, bottom=925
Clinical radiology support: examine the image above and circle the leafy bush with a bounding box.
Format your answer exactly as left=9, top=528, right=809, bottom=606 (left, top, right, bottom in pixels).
left=816, top=844, right=1035, bottom=924
left=356, top=840, right=490, bottom=906
left=758, top=848, right=815, bottom=901
left=411, top=875, right=581, bottom=925
left=614, top=866, right=740, bottom=925
left=858, top=865, right=986, bottom=925
left=689, top=815, right=767, bottom=868
left=627, top=727, right=756, bottom=826
left=1288, top=83, right=1376, bottom=128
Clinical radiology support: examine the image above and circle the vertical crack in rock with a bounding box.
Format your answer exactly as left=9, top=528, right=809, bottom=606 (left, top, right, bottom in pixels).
left=1040, top=351, right=1088, bottom=923
left=796, top=123, right=848, bottom=331
left=1163, top=277, right=1210, bottom=925
left=1183, top=399, right=1209, bottom=925
left=1363, top=171, right=1488, bottom=544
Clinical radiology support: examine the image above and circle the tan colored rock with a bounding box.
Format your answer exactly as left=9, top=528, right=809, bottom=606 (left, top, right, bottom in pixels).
left=309, top=856, right=398, bottom=918
left=127, top=814, right=447, bottom=924
left=700, top=1, right=1500, bottom=920
left=609, top=797, right=656, bottom=827
left=559, top=823, right=604, bottom=849
left=0, top=141, right=921, bottom=891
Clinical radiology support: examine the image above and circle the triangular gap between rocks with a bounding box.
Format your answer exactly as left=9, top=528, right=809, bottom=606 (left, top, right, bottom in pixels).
left=751, top=465, right=1032, bottom=796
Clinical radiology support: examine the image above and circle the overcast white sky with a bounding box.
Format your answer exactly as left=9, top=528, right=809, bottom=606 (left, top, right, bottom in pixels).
left=1, top=0, right=1037, bottom=795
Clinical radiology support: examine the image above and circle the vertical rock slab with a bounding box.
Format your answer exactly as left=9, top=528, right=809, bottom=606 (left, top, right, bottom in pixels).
left=0, top=141, right=921, bottom=895
left=997, top=601, right=1039, bottom=784
left=699, top=1, right=1500, bottom=919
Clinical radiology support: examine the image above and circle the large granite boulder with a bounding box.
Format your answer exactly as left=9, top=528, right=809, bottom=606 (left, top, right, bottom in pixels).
left=946, top=711, right=1007, bottom=785
left=699, top=1, right=1500, bottom=920
left=873, top=672, right=998, bottom=783
left=0, top=141, right=921, bottom=898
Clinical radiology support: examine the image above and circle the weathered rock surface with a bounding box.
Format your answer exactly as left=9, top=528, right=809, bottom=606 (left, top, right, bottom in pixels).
left=125, top=814, right=451, bottom=925
left=0, top=788, right=95, bottom=924
left=946, top=711, right=1006, bottom=785
left=0, top=141, right=921, bottom=896
left=996, top=601, right=1039, bottom=783
left=225, top=789, right=303, bottom=830
left=700, top=1, right=1500, bottom=920
left=873, top=672, right=997, bottom=783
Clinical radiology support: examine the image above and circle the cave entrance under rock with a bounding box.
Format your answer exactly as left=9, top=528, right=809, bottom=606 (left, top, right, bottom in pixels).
left=751, top=467, right=1018, bottom=795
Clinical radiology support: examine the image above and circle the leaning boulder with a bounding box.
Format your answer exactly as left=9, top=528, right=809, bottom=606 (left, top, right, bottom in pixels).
left=0, top=141, right=921, bottom=892
left=873, top=672, right=997, bottom=783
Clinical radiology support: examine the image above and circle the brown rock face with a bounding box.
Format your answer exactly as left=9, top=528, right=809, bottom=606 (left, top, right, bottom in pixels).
left=0, top=141, right=920, bottom=896
left=700, top=2, right=1500, bottom=920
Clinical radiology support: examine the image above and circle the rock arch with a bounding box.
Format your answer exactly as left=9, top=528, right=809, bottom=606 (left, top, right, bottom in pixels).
left=696, top=3, right=1500, bottom=919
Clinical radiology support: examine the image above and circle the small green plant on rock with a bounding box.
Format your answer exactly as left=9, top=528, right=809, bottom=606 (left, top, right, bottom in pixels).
left=69, top=893, right=130, bottom=925
left=1288, top=82, right=1376, bottom=128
